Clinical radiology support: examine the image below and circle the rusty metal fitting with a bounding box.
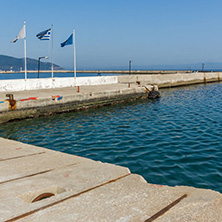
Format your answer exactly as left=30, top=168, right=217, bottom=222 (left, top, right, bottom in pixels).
left=6, top=94, right=16, bottom=110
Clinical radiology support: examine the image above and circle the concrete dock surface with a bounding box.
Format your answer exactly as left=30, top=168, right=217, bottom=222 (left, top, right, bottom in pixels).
left=0, top=83, right=136, bottom=101
left=1, top=137, right=222, bottom=222
left=0, top=83, right=149, bottom=123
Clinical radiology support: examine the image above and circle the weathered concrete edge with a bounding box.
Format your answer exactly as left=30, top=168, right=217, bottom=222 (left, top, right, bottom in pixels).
left=0, top=88, right=148, bottom=123
left=0, top=72, right=220, bottom=92
left=0, top=76, right=118, bottom=92
left=118, top=72, right=222, bottom=88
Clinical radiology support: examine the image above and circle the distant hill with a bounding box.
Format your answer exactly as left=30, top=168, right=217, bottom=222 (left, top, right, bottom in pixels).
left=0, top=55, right=63, bottom=71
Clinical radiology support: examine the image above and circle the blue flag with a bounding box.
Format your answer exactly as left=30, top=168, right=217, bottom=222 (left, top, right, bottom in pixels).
left=61, top=34, right=73, bottom=47
left=36, top=28, right=51, bottom=40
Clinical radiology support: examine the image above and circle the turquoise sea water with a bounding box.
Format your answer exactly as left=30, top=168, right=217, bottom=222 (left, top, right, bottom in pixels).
left=0, top=83, right=222, bottom=192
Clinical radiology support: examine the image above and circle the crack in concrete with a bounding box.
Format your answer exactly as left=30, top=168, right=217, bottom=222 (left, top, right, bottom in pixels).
left=144, top=194, right=188, bottom=222
left=0, top=151, right=45, bottom=162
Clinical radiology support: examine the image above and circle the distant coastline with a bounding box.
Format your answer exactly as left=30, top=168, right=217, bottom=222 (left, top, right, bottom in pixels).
left=0, top=70, right=190, bottom=74
left=1, top=69, right=221, bottom=75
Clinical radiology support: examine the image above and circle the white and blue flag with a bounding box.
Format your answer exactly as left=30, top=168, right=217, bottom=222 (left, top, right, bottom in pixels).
left=36, top=28, right=51, bottom=40
left=12, top=24, right=25, bottom=43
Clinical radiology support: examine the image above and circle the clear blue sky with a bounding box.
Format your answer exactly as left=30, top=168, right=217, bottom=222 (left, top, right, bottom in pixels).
left=1, top=0, right=222, bottom=69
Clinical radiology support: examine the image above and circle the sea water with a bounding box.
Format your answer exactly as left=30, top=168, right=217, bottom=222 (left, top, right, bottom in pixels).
left=0, top=82, right=221, bottom=192
left=0, top=72, right=119, bottom=80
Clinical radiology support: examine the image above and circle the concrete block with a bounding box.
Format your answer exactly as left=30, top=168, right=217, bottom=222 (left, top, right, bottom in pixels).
left=1, top=138, right=222, bottom=221
left=16, top=174, right=184, bottom=222
left=0, top=160, right=130, bottom=221
left=155, top=186, right=222, bottom=222
left=0, top=137, right=48, bottom=160
left=0, top=150, right=90, bottom=183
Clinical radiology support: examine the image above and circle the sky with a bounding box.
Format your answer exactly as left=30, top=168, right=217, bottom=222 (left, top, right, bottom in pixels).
left=1, top=0, right=222, bottom=70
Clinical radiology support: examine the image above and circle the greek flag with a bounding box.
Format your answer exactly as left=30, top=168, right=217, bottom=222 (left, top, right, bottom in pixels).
left=36, top=28, right=51, bottom=40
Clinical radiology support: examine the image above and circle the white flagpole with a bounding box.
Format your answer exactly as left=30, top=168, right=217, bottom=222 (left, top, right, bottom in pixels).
left=24, top=20, right=27, bottom=80
left=51, top=24, right=54, bottom=79
left=73, top=29, right=76, bottom=82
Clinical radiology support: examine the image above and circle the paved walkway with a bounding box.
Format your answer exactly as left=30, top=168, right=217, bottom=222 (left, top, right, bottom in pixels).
left=1, top=137, right=222, bottom=221
left=0, top=83, right=136, bottom=101
left=0, top=83, right=148, bottom=123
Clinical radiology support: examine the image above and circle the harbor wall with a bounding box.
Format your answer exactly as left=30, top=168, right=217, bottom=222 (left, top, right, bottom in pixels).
left=1, top=72, right=222, bottom=221
left=0, top=72, right=221, bottom=92
left=0, top=72, right=221, bottom=123
left=0, top=86, right=148, bottom=123
left=0, top=76, right=118, bottom=92
left=118, top=72, right=221, bottom=87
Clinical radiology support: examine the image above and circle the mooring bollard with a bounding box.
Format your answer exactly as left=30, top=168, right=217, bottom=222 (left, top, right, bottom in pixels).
left=203, top=73, right=206, bottom=84
left=6, top=94, right=16, bottom=110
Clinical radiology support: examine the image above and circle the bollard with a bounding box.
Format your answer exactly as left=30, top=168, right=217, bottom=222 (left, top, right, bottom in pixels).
left=77, top=86, right=80, bottom=92
left=128, top=83, right=130, bottom=88
left=203, top=73, right=206, bottom=84
left=6, top=94, right=16, bottom=110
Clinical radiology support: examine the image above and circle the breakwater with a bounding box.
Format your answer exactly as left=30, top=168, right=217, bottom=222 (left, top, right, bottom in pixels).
left=0, top=71, right=220, bottom=92
left=0, top=84, right=148, bottom=123
left=118, top=72, right=221, bottom=87
left=0, top=72, right=221, bottom=123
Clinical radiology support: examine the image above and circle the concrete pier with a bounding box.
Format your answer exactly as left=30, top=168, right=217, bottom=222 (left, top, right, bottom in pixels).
left=0, top=83, right=148, bottom=123
left=0, top=137, right=222, bottom=221
left=1, top=72, right=222, bottom=221
left=0, top=72, right=221, bottom=123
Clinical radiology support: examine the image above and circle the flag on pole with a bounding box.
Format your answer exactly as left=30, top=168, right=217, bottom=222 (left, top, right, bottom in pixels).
left=61, top=34, right=73, bottom=47
left=36, top=26, right=53, bottom=78
left=11, top=21, right=27, bottom=80
left=36, top=28, right=51, bottom=40
left=12, top=24, right=25, bottom=43
left=61, top=30, right=76, bottom=80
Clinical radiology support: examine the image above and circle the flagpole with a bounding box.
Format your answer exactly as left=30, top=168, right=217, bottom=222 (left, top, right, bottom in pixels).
left=73, top=29, right=76, bottom=84
left=51, top=24, right=54, bottom=79
left=24, top=20, right=27, bottom=80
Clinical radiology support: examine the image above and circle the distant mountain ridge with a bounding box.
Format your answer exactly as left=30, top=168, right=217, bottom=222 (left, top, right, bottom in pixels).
left=0, top=55, right=63, bottom=71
